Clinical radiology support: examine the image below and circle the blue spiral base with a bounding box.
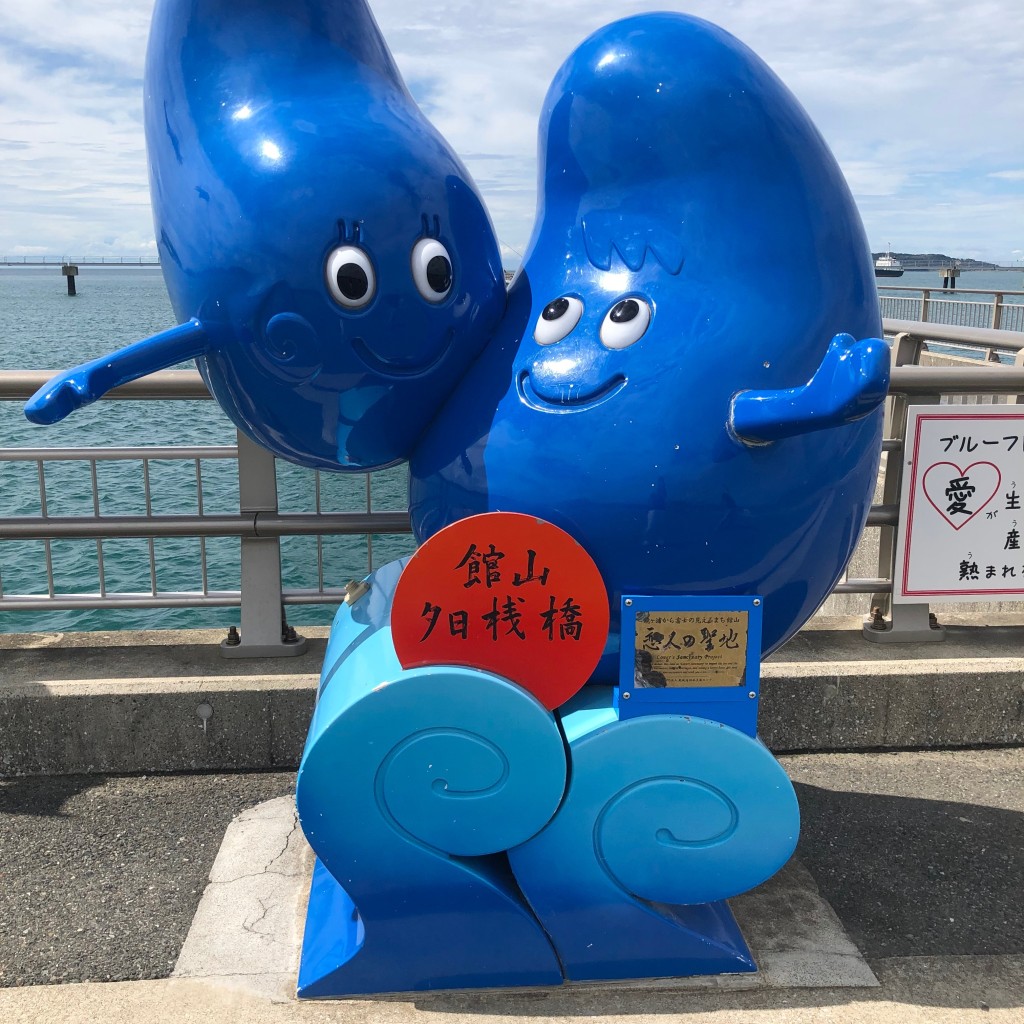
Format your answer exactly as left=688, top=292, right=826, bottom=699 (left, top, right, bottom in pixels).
left=296, top=559, right=799, bottom=996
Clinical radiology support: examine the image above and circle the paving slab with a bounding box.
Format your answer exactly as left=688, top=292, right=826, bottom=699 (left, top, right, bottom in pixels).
left=173, top=796, right=311, bottom=1001
left=172, top=797, right=877, bottom=1003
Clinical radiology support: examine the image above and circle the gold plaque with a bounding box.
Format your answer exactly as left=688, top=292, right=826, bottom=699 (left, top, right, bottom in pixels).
left=633, top=611, right=748, bottom=688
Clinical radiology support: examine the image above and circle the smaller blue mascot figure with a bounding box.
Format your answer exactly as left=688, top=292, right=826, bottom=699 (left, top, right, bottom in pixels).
left=24, top=0, right=506, bottom=471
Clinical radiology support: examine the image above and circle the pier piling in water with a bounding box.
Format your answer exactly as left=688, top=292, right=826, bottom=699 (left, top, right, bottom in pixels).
left=939, top=265, right=960, bottom=290
left=61, top=263, right=79, bottom=296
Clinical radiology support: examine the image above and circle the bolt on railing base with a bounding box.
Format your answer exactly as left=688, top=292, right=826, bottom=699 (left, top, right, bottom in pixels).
left=220, top=632, right=309, bottom=658
left=862, top=602, right=945, bottom=643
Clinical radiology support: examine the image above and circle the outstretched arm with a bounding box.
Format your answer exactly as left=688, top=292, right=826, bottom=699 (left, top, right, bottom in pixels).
left=24, top=319, right=209, bottom=425
left=730, top=333, right=890, bottom=445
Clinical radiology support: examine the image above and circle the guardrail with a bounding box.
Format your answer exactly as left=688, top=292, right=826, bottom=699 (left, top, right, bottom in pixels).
left=0, top=373, right=413, bottom=656
left=2, top=319, right=1023, bottom=653
left=878, top=286, right=1024, bottom=334
left=1, top=256, right=161, bottom=266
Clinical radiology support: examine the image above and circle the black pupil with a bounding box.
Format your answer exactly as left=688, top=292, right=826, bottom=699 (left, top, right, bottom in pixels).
left=426, top=255, right=452, bottom=293
left=610, top=299, right=640, bottom=323
left=542, top=297, right=570, bottom=321
left=337, top=263, right=369, bottom=301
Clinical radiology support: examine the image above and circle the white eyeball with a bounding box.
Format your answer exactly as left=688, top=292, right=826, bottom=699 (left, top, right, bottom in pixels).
left=600, top=297, right=651, bottom=349
left=534, top=296, right=583, bottom=345
left=325, top=246, right=376, bottom=309
left=411, top=238, right=453, bottom=302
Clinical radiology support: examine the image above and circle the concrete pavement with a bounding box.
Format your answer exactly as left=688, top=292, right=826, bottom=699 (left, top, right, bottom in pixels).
left=1, top=956, right=1022, bottom=1023
left=2, top=749, right=1022, bottom=1021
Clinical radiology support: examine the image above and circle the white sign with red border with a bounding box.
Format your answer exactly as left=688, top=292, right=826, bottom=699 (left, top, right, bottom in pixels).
left=894, top=407, right=1024, bottom=603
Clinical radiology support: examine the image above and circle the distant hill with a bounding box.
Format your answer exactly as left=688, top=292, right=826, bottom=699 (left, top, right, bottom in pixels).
left=872, top=252, right=999, bottom=271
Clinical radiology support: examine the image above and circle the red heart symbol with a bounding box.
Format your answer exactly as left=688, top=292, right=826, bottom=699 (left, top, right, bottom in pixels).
left=922, top=461, right=1001, bottom=530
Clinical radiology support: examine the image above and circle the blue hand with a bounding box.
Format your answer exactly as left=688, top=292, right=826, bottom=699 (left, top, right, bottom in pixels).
left=24, top=370, right=96, bottom=424
left=731, top=333, right=890, bottom=445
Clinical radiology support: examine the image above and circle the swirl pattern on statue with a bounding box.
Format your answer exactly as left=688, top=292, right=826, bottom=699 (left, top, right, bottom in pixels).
left=506, top=691, right=800, bottom=981
left=296, top=622, right=566, bottom=994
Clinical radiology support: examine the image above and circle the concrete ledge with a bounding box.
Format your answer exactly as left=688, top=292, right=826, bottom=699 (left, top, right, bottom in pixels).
left=2, top=618, right=1024, bottom=776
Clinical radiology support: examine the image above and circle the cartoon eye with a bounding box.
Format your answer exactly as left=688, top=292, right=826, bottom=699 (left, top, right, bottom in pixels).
left=325, top=245, right=376, bottom=309
left=600, top=297, right=651, bottom=349
left=534, top=296, right=583, bottom=345
left=411, top=238, right=453, bottom=302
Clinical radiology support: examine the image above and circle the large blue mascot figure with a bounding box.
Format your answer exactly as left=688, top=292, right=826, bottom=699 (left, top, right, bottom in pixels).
left=410, top=13, right=888, bottom=673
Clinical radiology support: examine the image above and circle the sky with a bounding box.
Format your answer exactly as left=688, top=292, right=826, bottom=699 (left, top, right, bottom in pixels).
left=0, top=0, right=1021, bottom=266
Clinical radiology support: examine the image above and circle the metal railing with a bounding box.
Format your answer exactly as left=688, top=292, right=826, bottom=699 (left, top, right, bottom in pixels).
left=1, top=256, right=161, bottom=267
left=3, top=318, right=1024, bottom=652
left=0, top=372, right=412, bottom=655
left=879, top=286, right=1024, bottom=334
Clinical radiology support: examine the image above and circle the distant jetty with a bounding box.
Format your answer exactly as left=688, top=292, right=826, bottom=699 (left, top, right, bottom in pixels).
left=871, top=252, right=1010, bottom=271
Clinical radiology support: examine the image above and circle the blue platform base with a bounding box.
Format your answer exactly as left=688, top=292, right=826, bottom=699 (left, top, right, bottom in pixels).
left=297, top=856, right=756, bottom=997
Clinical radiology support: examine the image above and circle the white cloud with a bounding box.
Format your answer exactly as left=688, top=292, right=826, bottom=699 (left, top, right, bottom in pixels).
left=0, top=0, right=1022, bottom=263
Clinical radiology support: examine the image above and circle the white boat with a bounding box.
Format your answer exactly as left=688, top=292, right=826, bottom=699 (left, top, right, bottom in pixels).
left=874, top=248, right=904, bottom=278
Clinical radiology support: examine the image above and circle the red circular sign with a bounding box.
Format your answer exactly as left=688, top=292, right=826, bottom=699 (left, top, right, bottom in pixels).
left=392, top=513, right=609, bottom=710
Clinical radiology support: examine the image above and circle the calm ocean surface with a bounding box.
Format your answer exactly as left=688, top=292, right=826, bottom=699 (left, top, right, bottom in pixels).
left=2, top=266, right=1022, bottom=636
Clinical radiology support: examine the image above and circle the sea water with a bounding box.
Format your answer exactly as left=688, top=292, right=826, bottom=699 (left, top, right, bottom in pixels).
left=1, top=266, right=1022, bottom=636
left=0, top=266, right=414, bottom=635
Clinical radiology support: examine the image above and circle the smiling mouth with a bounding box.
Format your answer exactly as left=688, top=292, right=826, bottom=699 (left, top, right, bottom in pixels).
left=517, top=370, right=627, bottom=413
left=352, top=329, right=454, bottom=378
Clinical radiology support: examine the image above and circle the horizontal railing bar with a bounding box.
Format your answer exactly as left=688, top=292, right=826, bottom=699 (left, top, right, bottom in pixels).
left=832, top=579, right=893, bottom=594
left=878, top=286, right=1024, bottom=296
left=866, top=505, right=898, bottom=527
left=0, top=514, right=254, bottom=539
left=0, top=511, right=412, bottom=540
left=0, top=591, right=242, bottom=611
left=890, top=365, right=1024, bottom=394
left=255, top=512, right=412, bottom=536
left=0, top=369, right=209, bottom=400
left=0, top=589, right=365, bottom=610
left=0, top=445, right=237, bottom=462
left=283, top=588, right=354, bottom=605
left=883, top=319, right=1024, bottom=350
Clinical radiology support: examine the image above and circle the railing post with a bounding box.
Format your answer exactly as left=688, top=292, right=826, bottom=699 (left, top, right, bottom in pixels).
left=920, top=288, right=930, bottom=323
left=864, top=332, right=944, bottom=643
left=991, top=292, right=1003, bottom=330
left=221, top=430, right=308, bottom=658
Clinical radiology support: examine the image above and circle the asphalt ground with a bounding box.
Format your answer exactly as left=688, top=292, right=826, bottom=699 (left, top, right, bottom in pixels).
left=1, top=749, right=1022, bottom=990
left=0, top=771, right=295, bottom=987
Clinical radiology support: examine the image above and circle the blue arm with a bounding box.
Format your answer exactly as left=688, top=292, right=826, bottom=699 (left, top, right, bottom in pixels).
left=730, top=333, right=890, bottom=445
left=24, top=319, right=210, bottom=425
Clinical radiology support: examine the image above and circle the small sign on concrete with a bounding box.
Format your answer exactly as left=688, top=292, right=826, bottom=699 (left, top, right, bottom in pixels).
left=894, top=407, right=1024, bottom=602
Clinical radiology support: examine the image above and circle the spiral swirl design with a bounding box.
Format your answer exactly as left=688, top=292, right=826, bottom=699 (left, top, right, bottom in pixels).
left=507, top=707, right=799, bottom=978
left=380, top=722, right=552, bottom=856
left=296, top=625, right=567, bottom=992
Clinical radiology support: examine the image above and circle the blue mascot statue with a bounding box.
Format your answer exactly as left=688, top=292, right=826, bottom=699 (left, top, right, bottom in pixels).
left=26, top=2, right=889, bottom=999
